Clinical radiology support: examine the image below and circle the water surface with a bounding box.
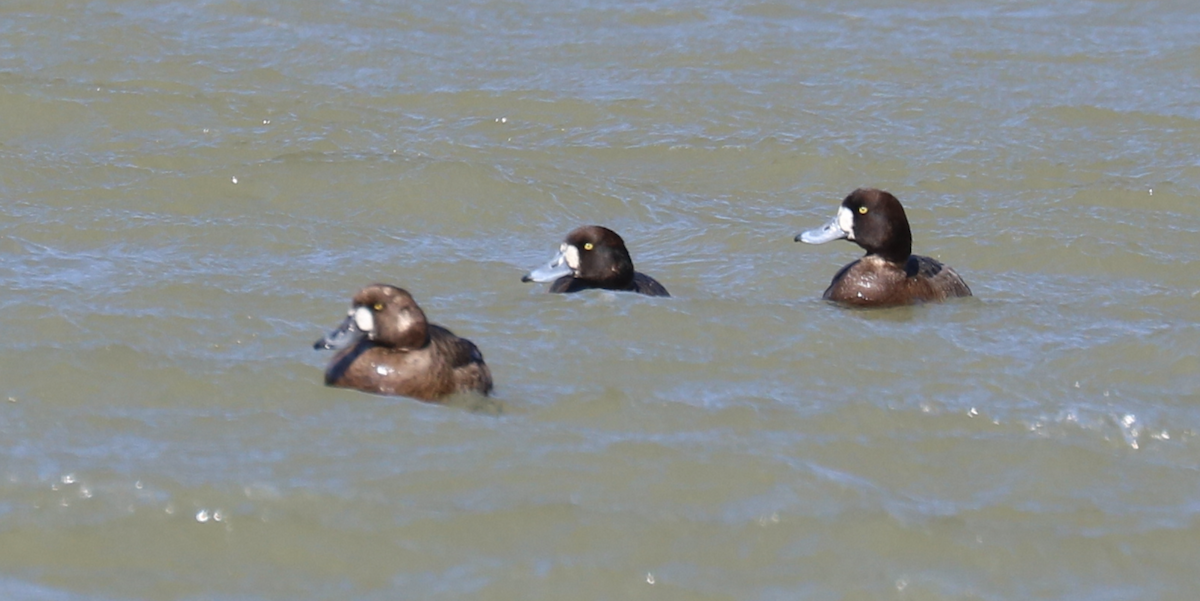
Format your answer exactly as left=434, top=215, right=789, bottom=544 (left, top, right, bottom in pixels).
left=2, top=0, right=1199, bottom=599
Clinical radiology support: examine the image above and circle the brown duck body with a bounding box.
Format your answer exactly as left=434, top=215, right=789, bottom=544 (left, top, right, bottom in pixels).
left=324, top=324, right=492, bottom=401
left=822, top=254, right=972, bottom=306
left=315, top=285, right=492, bottom=402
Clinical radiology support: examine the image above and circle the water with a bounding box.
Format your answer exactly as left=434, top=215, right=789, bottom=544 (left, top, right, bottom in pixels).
left=2, top=0, right=1199, bottom=599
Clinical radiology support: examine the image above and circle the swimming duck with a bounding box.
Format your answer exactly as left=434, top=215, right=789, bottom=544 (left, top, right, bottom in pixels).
left=796, top=188, right=971, bottom=306
left=314, top=284, right=493, bottom=401
left=522, top=225, right=669, bottom=297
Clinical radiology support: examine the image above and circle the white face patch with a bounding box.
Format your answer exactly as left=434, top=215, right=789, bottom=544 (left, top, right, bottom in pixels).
left=563, top=243, right=581, bottom=271
left=837, top=206, right=856, bottom=240
left=353, top=306, right=375, bottom=333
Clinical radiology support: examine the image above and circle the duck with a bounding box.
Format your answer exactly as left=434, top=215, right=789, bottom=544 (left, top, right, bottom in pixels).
left=796, top=188, right=971, bottom=306
left=313, top=284, right=493, bottom=401
left=522, top=225, right=670, bottom=297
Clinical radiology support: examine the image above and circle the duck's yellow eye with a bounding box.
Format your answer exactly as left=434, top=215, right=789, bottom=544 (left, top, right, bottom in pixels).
left=858, top=206, right=868, bottom=214
left=583, top=242, right=594, bottom=251
left=373, top=303, right=383, bottom=311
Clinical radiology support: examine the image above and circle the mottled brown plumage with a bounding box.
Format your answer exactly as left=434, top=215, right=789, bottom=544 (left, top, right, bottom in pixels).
left=314, top=285, right=492, bottom=402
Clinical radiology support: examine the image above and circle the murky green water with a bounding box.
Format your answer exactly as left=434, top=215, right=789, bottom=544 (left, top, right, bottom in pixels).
left=2, top=0, right=1199, bottom=599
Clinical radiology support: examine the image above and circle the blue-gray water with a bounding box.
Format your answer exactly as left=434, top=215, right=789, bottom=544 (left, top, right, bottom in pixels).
left=2, top=1, right=1199, bottom=599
